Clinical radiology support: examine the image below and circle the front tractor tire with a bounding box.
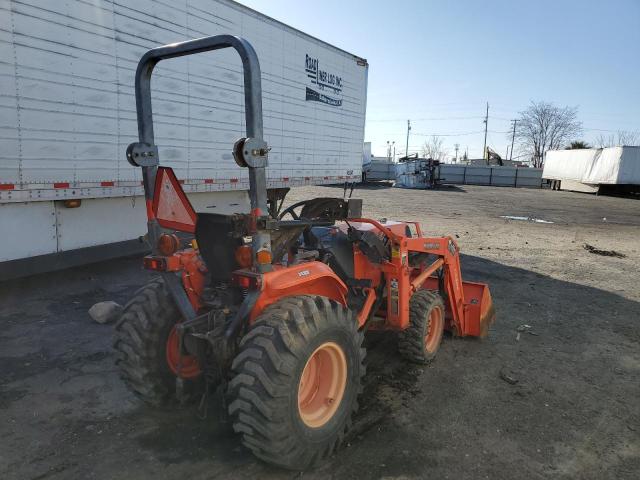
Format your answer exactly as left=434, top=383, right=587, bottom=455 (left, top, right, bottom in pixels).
left=113, top=277, right=201, bottom=406
left=399, top=289, right=445, bottom=364
left=228, top=295, right=365, bottom=470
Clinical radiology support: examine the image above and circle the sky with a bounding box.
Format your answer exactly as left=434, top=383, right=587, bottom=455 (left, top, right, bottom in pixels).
left=238, top=0, right=640, bottom=160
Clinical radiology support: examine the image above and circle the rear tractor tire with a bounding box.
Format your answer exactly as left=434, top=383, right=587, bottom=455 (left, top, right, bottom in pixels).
left=113, top=277, right=201, bottom=406
left=228, top=295, right=365, bottom=470
left=398, top=289, right=445, bottom=364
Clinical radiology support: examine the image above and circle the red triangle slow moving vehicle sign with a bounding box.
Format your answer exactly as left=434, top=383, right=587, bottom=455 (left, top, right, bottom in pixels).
left=152, top=167, right=197, bottom=233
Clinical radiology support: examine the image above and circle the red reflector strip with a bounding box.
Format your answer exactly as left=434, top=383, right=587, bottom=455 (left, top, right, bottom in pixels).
left=230, top=178, right=238, bottom=183
left=54, top=182, right=69, bottom=189
left=100, top=181, right=115, bottom=187
left=0, top=184, right=15, bottom=190
left=204, top=179, right=214, bottom=184
left=282, top=177, right=289, bottom=181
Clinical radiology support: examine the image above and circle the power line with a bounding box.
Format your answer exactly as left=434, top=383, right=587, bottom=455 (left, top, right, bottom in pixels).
left=367, top=114, right=638, bottom=130
left=367, top=115, right=485, bottom=122
left=412, top=130, right=484, bottom=137
left=375, top=129, right=511, bottom=137
left=583, top=127, right=640, bottom=132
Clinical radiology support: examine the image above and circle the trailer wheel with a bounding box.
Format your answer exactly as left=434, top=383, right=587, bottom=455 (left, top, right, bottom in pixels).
left=113, top=277, right=201, bottom=406
left=398, top=289, right=445, bottom=364
left=228, top=295, right=365, bottom=470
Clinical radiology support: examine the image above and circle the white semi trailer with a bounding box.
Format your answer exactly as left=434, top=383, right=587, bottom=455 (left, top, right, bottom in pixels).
left=0, top=0, right=368, bottom=279
left=362, top=143, right=395, bottom=182
left=543, top=146, right=640, bottom=194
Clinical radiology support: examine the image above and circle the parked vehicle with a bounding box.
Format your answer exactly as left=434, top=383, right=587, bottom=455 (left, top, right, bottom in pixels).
left=543, top=146, right=640, bottom=194
left=362, top=143, right=395, bottom=182
left=114, top=34, right=496, bottom=470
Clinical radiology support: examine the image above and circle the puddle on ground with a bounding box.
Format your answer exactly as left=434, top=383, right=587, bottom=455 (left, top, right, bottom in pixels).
left=500, top=215, right=554, bottom=224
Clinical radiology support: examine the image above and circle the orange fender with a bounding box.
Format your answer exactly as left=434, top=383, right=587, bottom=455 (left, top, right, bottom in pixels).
left=250, top=262, right=348, bottom=322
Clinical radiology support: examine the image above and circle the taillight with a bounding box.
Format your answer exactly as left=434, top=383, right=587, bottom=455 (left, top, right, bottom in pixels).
left=256, top=248, right=272, bottom=265
left=143, top=256, right=167, bottom=271
left=232, top=272, right=262, bottom=290
left=158, top=233, right=180, bottom=256
left=235, top=245, right=252, bottom=268
left=143, top=255, right=180, bottom=272
left=235, top=275, right=251, bottom=288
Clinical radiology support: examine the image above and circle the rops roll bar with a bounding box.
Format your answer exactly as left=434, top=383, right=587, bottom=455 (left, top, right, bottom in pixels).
left=126, top=35, right=270, bottom=247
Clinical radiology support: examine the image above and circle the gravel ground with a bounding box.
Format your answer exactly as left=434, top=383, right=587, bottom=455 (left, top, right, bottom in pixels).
left=1, top=184, right=639, bottom=480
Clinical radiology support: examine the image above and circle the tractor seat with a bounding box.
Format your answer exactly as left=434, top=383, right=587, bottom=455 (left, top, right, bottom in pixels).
left=195, top=213, right=243, bottom=283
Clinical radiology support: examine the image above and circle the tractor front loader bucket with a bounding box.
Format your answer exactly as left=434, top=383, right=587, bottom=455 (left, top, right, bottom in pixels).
left=461, top=281, right=495, bottom=337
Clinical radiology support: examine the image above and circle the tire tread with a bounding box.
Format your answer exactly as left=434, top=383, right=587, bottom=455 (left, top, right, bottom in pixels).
left=113, top=277, right=191, bottom=406
left=398, top=290, right=445, bottom=364
left=228, top=295, right=365, bottom=470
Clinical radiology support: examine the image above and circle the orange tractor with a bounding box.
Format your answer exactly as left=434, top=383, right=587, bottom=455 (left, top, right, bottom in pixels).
left=114, top=35, right=495, bottom=470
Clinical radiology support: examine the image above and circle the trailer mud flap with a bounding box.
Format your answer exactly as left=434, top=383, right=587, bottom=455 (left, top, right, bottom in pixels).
left=461, top=281, right=495, bottom=337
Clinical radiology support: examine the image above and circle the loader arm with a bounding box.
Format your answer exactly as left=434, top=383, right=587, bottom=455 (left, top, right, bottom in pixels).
left=347, top=218, right=494, bottom=337
left=405, top=235, right=495, bottom=337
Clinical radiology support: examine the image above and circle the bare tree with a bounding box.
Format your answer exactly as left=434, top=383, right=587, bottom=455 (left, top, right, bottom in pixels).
left=618, top=130, right=640, bottom=145
left=595, top=130, right=640, bottom=147
left=514, top=101, right=582, bottom=168
left=595, top=134, right=614, bottom=148
left=421, top=135, right=448, bottom=160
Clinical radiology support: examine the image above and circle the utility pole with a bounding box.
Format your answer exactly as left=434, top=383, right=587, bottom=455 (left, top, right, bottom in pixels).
left=405, top=120, right=411, bottom=159
left=509, top=119, right=517, bottom=161
left=454, top=143, right=460, bottom=163
left=482, top=102, right=489, bottom=164
left=393, top=144, right=396, bottom=162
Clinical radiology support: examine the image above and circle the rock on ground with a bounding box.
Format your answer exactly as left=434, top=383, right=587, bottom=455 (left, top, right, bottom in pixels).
left=88, top=301, right=123, bottom=324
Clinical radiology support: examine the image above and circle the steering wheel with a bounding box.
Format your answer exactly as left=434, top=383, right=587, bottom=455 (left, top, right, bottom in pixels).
left=278, top=200, right=308, bottom=221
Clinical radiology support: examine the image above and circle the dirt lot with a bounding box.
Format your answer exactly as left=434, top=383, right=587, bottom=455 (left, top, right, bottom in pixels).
left=1, top=185, right=639, bottom=480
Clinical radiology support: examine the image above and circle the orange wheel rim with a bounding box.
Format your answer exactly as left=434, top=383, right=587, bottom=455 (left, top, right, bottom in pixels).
left=425, top=306, right=444, bottom=353
left=298, top=342, right=347, bottom=428
left=166, top=325, right=201, bottom=379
